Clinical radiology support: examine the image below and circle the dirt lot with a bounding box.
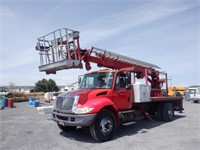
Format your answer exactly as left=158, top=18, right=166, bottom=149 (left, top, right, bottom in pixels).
left=0, top=100, right=200, bottom=150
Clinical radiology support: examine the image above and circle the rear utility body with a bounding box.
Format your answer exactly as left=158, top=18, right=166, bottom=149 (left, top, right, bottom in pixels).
left=36, top=28, right=183, bottom=142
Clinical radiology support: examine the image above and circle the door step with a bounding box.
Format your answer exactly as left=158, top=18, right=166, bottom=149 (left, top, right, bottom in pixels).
left=122, top=121, right=136, bottom=126
left=135, top=115, right=144, bottom=121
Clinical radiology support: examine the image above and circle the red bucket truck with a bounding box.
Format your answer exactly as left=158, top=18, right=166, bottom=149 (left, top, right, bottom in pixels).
left=36, top=28, right=183, bottom=142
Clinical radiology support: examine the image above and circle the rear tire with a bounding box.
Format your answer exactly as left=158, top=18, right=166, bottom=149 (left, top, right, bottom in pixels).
left=162, top=103, right=174, bottom=122
left=90, top=109, right=117, bottom=142
left=57, top=123, right=76, bottom=132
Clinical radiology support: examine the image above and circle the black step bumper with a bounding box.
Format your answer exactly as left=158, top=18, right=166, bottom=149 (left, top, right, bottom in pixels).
left=52, top=110, right=96, bottom=127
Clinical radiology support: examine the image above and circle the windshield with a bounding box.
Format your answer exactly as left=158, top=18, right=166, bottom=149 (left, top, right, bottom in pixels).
left=79, top=72, right=114, bottom=89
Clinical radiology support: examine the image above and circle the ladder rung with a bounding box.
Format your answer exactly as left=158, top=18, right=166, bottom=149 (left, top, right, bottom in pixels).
left=92, top=47, right=160, bottom=69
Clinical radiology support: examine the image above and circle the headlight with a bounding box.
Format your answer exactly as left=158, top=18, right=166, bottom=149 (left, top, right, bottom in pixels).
left=73, top=107, right=94, bottom=114
left=72, top=95, right=93, bottom=114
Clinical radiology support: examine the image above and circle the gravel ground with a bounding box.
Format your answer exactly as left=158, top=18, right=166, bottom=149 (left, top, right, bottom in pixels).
left=0, top=100, right=200, bottom=150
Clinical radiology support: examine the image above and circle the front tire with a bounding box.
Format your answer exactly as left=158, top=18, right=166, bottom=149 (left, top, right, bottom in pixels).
left=90, top=109, right=117, bottom=142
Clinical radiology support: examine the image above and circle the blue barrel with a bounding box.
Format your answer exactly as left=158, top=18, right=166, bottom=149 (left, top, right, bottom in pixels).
left=28, top=98, right=35, bottom=106
left=2, top=98, right=8, bottom=107
left=33, top=100, right=39, bottom=107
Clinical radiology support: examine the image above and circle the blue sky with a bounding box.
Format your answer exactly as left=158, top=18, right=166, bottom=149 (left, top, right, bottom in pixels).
left=0, top=0, right=199, bottom=87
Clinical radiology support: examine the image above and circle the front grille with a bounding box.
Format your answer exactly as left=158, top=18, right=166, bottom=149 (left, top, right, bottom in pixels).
left=56, top=95, right=74, bottom=111
left=56, top=97, right=63, bottom=110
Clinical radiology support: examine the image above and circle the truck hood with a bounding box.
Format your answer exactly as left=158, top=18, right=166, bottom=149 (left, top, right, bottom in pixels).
left=66, top=88, right=112, bottom=105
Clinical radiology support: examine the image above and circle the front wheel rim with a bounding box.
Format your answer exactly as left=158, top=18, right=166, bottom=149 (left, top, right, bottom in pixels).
left=100, top=116, right=113, bottom=135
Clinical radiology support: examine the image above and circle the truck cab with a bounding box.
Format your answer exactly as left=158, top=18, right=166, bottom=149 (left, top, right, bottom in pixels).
left=78, top=70, right=132, bottom=111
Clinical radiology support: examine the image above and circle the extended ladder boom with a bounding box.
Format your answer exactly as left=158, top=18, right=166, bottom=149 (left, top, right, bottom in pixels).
left=87, top=47, right=160, bottom=69
left=35, top=28, right=160, bottom=74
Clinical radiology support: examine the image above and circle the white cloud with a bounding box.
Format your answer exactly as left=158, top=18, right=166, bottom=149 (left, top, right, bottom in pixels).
left=80, top=1, right=198, bottom=47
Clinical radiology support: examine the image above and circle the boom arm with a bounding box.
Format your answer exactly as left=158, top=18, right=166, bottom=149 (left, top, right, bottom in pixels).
left=81, top=47, right=160, bottom=71
left=36, top=28, right=160, bottom=75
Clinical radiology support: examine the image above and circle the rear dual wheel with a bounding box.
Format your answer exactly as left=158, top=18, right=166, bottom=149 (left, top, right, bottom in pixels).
left=162, top=103, right=174, bottom=121
left=156, top=102, right=174, bottom=122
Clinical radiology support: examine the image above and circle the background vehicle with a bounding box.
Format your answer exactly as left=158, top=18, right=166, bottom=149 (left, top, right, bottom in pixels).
left=168, top=86, right=186, bottom=96
left=185, top=86, right=200, bottom=103
left=36, top=28, right=183, bottom=142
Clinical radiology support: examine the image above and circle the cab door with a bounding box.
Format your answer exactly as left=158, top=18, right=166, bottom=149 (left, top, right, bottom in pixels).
left=112, top=72, right=132, bottom=110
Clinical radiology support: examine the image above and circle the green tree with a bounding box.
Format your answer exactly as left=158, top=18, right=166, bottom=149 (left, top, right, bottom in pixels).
left=48, top=79, right=59, bottom=92
left=34, top=78, right=59, bottom=92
